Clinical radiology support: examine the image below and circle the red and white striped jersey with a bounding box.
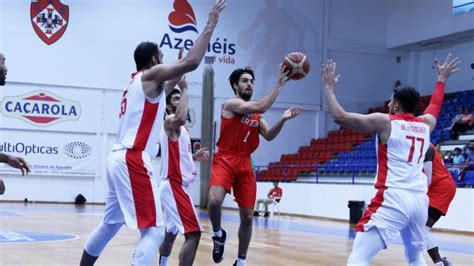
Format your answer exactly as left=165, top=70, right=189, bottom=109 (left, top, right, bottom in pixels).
left=159, top=125, right=197, bottom=186
left=113, top=71, right=166, bottom=157
left=375, top=113, right=430, bottom=192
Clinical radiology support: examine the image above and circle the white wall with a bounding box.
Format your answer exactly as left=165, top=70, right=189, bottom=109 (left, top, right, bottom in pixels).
left=222, top=182, right=474, bottom=232
left=386, top=0, right=474, bottom=48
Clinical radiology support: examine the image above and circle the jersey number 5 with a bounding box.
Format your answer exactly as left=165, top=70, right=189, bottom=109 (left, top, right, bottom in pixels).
left=119, top=90, right=128, bottom=117
left=406, top=136, right=425, bottom=163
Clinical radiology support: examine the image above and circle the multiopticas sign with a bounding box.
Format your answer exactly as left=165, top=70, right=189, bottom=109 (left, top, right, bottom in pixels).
left=0, top=91, right=81, bottom=127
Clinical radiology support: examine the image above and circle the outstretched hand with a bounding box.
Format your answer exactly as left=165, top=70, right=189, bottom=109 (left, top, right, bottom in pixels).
left=282, top=106, right=302, bottom=121
left=322, top=59, right=341, bottom=90
left=6, top=155, right=31, bottom=176
left=435, top=53, right=460, bottom=82
left=208, top=0, right=227, bottom=27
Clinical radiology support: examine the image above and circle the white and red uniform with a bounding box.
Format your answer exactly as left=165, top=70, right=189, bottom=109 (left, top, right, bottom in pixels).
left=356, top=113, right=430, bottom=249
left=158, top=126, right=201, bottom=234
left=103, top=71, right=166, bottom=229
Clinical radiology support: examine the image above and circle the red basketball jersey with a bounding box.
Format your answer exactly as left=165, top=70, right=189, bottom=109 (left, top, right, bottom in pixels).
left=216, top=114, right=261, bottom=154
left=430, top=145, right=452, bottom=186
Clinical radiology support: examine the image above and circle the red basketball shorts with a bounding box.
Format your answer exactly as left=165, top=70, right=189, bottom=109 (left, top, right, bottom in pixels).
left=209, top=151, right=256, bottom=209
left=428, top=177, right=456, bottom=215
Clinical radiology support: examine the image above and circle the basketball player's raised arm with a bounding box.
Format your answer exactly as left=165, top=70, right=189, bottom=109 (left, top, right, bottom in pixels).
left=165, top=77, right=189, bottom=131
left=224, top=64, right=289, bottom=115
left=259, top=106, right=301, bottom=141
left=143, top=0, right=226, bottom=85
left=164, top=48, right=184, bottom=96
left=419, top=54, right=460, bottom=132
left=322, top=59, right=389, bottom=133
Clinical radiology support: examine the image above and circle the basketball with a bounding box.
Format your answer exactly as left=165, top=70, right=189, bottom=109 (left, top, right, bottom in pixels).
left=282, top=52, right=310, bottom=80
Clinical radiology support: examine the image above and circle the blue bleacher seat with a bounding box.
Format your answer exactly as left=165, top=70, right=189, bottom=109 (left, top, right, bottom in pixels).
left=463, top=170, right=474, bottom=186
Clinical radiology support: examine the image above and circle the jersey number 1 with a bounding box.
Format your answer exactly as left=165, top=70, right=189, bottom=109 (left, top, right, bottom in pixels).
left=243, top=131, right=250, bottom=143
left=406, top=136, right=425, bottom=163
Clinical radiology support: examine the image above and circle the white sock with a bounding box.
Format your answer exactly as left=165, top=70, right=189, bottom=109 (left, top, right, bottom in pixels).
left=159, top=255, right=169, bottom=266
left=213, top=228, right=222, bottom=238
left=236, top=258, right=246, bottom=266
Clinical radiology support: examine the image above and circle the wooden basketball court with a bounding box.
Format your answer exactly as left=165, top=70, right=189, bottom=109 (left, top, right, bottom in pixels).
left=0, top=202, right=472, bottom=265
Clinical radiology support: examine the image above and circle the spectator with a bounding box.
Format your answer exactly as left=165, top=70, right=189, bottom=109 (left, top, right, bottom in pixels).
left=445, top=106, right=464, bottom=130
left=453, top=147, right=465, bottom=164
left=452, top=147, right=466, bottom=181
left=443, top=151, right=453, bottom=164
left=460, top=140, right=474, bottom=180
left=254, top=182, right=283, bottom=217
left=450, top=107, right=473, bottom=139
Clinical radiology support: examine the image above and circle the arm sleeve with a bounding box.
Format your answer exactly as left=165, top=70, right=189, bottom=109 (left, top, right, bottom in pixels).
left=423, top=81, right=445, bottom=119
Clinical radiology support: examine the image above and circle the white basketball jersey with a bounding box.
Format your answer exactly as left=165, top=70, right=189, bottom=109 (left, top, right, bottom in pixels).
left=159, top=125, right=197, bottom=186
left=114, top=71, right=166, bottom=157
left=374, top=113, right=430, bottom=192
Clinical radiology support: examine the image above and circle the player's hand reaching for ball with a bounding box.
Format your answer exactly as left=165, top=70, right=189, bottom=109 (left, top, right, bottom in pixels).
left=6, top=155, right=31, bottom=176
left=208, top=0, right=227, bottom=28
left=277, top=63, right=290, bottom=86
left=282, top=106, right=302, bottom=121
left=322, top=59, right=341, bottom=90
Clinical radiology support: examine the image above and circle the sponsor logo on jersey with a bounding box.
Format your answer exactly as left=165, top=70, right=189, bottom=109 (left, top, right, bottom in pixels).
left=30, top=0, right=69, bottom=45
left=0, top=91, right=81, bottom=127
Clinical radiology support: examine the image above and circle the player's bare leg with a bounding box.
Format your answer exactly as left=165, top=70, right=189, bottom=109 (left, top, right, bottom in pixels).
left=208, top=185, right=228, bottom=263
left=208, top=186, right=227, bottom=231
left=159, top=232, right=177, bottom=266
left=179, top=232, right=201, bottom=266
left=235, top=207, right=253, bottom=265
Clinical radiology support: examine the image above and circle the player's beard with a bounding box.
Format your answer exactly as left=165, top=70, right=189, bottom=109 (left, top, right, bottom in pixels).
left=238, top=89, right=252, bottom=101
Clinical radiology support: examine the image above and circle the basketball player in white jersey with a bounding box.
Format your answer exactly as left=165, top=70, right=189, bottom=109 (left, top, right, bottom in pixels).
left=322, top=54, right=459, bottom=266
left=80, top=1, right=226, bottom=265
left=157, top=77, right=209, bottom=266
left=0, top=52, right=32, bottom=195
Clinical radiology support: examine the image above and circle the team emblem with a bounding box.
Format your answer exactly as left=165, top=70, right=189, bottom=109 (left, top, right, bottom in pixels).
left=30, top=0, right=69, bottom=45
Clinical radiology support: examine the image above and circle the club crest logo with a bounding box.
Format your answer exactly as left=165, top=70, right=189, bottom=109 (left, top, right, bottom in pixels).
left=30, top=0, right=69, bottom=45
left=0, top=91, right=81, bottom=127
left=168, top=0, right=198, bottom=33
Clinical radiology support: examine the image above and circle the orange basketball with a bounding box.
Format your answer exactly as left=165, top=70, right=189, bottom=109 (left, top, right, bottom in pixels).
left=282, top=52, right=310, bottom=80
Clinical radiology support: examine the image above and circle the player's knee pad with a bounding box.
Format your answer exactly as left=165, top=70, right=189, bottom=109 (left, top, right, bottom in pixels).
left=84, top=222, right=122, bottom=257
left=347, top=229, right=385, bottom=266
left=132, top=227, right=165, bottom=266
left=424, top=227, right=438, bottom=250
left=408, top=255, right=427, bottom=266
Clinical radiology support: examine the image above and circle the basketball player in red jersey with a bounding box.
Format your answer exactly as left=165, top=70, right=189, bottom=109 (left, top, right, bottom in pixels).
left=80, top=1, right=226, bottom=265
left=157, top=77, right=210, bottom=266
left=0, top=52, right=32, bottom=195
left=208, top=66, right=301, bottom=266
left=323, top=54, right=459, bottom=266
left=423, top=144, right=456, bottom=266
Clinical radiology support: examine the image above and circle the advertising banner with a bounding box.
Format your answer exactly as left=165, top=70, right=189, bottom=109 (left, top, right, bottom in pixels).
left=0, top=130, right=101, bottom=177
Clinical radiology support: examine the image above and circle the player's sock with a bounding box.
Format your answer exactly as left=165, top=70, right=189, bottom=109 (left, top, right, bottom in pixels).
left=159, top=255, right=169, bottom=266
left=79, top=250, right=99, bottom=266
left=212, top=228, right=228, bottom=263
left=212, top=228, right=222, bottom=238
left=234, top=256, right=247, bottom=266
